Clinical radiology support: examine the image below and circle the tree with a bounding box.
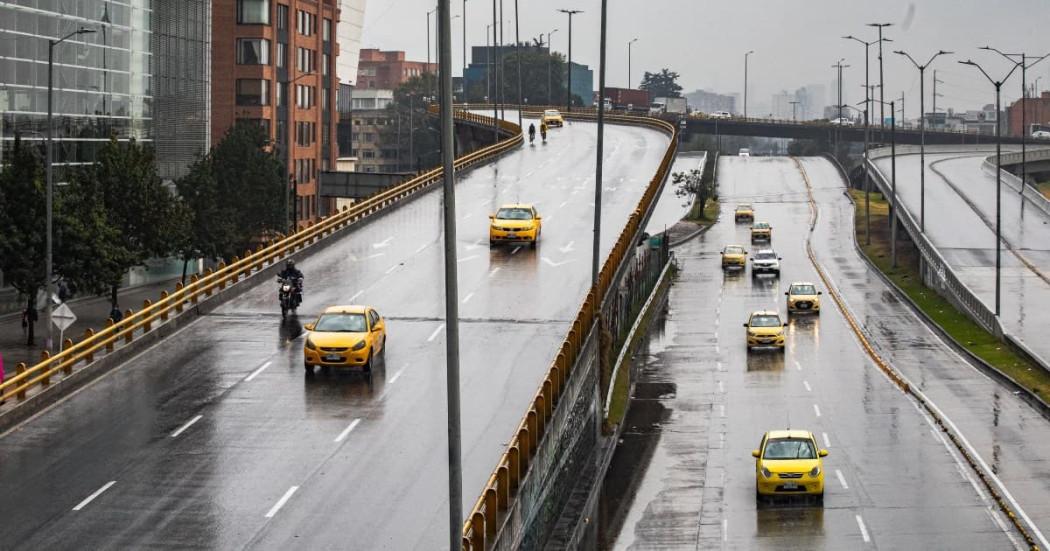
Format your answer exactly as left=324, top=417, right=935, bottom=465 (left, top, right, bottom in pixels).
left=177, top=120, right=286, bottom=263
left=640, top=68, right=682, bottom=98
left=673, top=167, right=717, bottom=220
left=384, top=73, right=443, bottom=172
left=465, top=44, right=569, bottom=106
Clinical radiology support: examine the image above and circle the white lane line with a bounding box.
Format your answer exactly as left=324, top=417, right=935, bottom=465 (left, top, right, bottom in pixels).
left=372, top=236, right=393, bottom=249
left=170, top=414, right=203, bottom=438
left=836, top=469, right=849, bottom=490
left=73, top=481, right=117, bottom=511
left=803, top=380, right=812, bottom=392
left=717, top=361, right=724, bottom=372
left=384, top=264, right=399, bottom=274
left=389, top=367, right=406, bottom=384
left=244, top=361, right=272, bottom=382
left=544, top=215, right=554, bottom=223
left=822, top=432, right=831, bottom=448
left=364, top=252, right=386, bottom=260
left=718, top=380, right=724, bottom=394
left=558, top=201, right=568, bottom=208
left=457, top=254, right=479, bottom=263
left=718, top=404, right=725, bottom=418
left=511, top=246, right=522, bottom=255
left=265, top=486, right=300, bottom=518
left=813, top=404, right=822, bottom=417
left=334, top=418, right=363, bottom=443
left=489, top=267, right=501, bottom=277
left=349, top=290, right=364, bottom=302
left=722, top=518, right=728, bottom=542
left=415, top=243, right=429, bottom=254
left=427, top=324, right=446, bottom=342
left=794, top=360, right=802, bottom=371
left=855, top=514, right=871, bottom=543
left=462, top=292, right=475, bottom=304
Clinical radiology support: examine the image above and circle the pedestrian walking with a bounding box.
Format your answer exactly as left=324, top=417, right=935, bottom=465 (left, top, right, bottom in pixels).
left=109, top=305, right=124, bottom=324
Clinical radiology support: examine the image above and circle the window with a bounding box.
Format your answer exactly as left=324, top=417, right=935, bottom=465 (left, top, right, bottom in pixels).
left=323, top=18, right=332, bottom=42
left=236, top=79, right=270, bottom=106
left=275, top=42, right=286, bottom=68
left=297, top=47, right=315, bottom=73
left=296, top=121, right=316, bottom=147
left=321, top=88, right=329, bottom=111
left=322, top=53, right=329, bottom=76
left=237, top=38, right=270, bottom=65
left=297, top=10, right=315, bottom=36
left=276, top=82, right=286, bottom=107
left=276, top=4, right=289, bottom=29
left=296, top=84, right=315, bottom=108
left=238, top=0, right=270, bottom=24
left=276, top=119, right=287, bottom=145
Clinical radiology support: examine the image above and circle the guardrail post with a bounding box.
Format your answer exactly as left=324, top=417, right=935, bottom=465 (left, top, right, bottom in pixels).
left=469, top=513, right=485, bottom=550
left=462, top=536, right=471, bottom=551
left=62, top=339, right=74, bottom=374
left=535, top=396, right=548, bottom=430
left=84, top=329, right=95, bottom=363
left=543, top=379, right=555, bottom=410
left=527, top=410, right=539, bottom=452
left=104, top=319, right=115, bottom=352
left=229, top=256, right=239, bottom=284
left=517, top=428, right=531, bottom=468
left=484, top=488, right=498, bottom=540
left=124, top=309, right=134, bottom=343
left=551, top=364, right=562, bottom=400
left=508, top=446, right=521, bottom=490
left=216, top=262, right=226, bottom=290
left=142, top=300, right=152, bottom=332
left=40, top=350, right=51, bottom=386
left=159, top=291, right=170, bottom=321
left=16, top=362, right=27, bottom=400
left=497, top=465, right=510, bottom=510
left=203, top=269, right=214, bottom=296
left=174, top=282, right=185, bottom=313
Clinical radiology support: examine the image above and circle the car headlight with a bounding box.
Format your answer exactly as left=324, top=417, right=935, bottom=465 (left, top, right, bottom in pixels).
left=761, top=467, right=772, bottom=479
left=305, top=339, right=317, bottom=350
left=352, top=340, right=367, bottom=351
left=809, top=466, right=821, bottom=477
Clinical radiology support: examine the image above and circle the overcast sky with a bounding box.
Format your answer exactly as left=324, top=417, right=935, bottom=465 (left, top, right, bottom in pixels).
left=362, top=0, right=1050, bottom=119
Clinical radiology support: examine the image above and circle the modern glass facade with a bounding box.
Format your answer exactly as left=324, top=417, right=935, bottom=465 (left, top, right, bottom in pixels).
left=0, top=0, right=210, bottom=180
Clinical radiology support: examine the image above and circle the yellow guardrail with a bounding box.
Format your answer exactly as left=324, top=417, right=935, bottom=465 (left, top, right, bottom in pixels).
left=0, top=110, right=522, bottom=405
left=460, top=109, right=678, bottom=550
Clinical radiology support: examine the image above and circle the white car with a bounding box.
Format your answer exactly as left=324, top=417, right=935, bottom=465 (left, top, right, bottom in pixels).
left=739, top=148, right=751, bottom=157
left=750, top=249, right=782, bottom=277
left=1033, top=130, right=1050, bottom=139
left=828, top=117, right=855, bottom=127
left=710, top=111, right=732, bottom=120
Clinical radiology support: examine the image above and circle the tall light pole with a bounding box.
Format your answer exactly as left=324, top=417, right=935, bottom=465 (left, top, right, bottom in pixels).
left=932, top=70, right=944, bottom=123
left=895, top=49, right=951, bottom=233
left=868, top=23, right=892, bottom=130
left=593, top=0, right=608, bottom=289
left=627, top=38, right=638, bottom=88
left=514, top=0, right=522, bottom=127
left=831, top=58, right=848, bottom=157
left=557, top=9, right=582, bottom=112
left=844, top=34, right=890, bottom=133
left=46, top=26, right=96, bottom=351
left=981, top=46, right=1050, bottom=215
left=490, top=0, right=499, bottom=138
left=285, top=70, right=316, bottom=231
left=743, top=50, right=754, bottom=118
left=462, top=0, right=467, bottom=81
left=960, top=59, right=1021, bottom=317
left=547, top=29, right=558, bottom=105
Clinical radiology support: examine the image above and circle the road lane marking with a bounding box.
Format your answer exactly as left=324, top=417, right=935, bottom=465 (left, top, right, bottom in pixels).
left=385, top=264, right=399, bottom=274
left=511, top=246, right=522, bottom=255
left=73, top=481, right=116, bottom=511
left=334, top=418, right=362, bottom=443
left=558, top=201, right=568, bottom=208
left=558, top=240, right=575, bottom=253
left=489, top=267, right=501, bottom=277
left=364, top=252, right=386, bottom=260
left=855, top=515, right=871, bottom=543
left=265, top=486, right=300, bottom=518
left=415, top=243, right=429, bottom=254
left=722, top=518, right=728, bottom=542
left=717, top=361, right=724, bottom=372
left=427, top=324, right=446, bottom=342
left=794, top=360, right=802, bottom=371
left=465, top=239, right=484, bottom=250
left=389, top=368, right=405, bottom=384
left=462, top=292, right=475, bottom=304
left=813, top=404, right=821, bottom=417
left=718, top=404, right=725, bottom=418
left=542, top=257, right=573, bottom=267
left=718, top=380, right=724, bottom=394
left=244, top=361, right=272, bottom=382
left=170, top=415, right=203, bottom=438
left=372, top=237, right=393, bottom=249
left=822, top=432, right=831, bottom=448
left=836, top=469, right=849, bottom=490
left=457, top=254, right=479, bottom=263
left=349, top=290, right=364, bottom=302
left=803, top=380, right=812, bottom=392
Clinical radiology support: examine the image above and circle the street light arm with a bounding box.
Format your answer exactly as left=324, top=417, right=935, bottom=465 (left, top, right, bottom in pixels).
left=894, top=50, right=920, bottom=69
left=925, top=50, right=952, bottom=67
left=54, top=26, right=96, bottom=46
left=1026, top=52, right=1050, bottom=70
left=980, top=45, right=1020, bottom=64
left=960, top=60, right=996, bottom=86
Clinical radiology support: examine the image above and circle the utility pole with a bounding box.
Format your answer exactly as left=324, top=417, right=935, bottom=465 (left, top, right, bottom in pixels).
left=546, top=29, right=558, bottom=105
left=744, top=50, right=754, bottom=118
left=593, top=0, right=608, bottom=288
left=558, top=9, right=582, bottom=112
left=932, top=70, right=944, bottom=123
left=868, top=23, right=892, bottom=130
left=490, top=0, right=498, bottom=139
left=514, top=0, right=522, bottom=126
left=628, top=38, right=638, bottom=89
left=462, top=0, right=467, bottom=83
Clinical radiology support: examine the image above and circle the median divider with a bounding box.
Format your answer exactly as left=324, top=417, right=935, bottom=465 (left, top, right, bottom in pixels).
left=0, top=110, right=522, bottom=414
left=460, top=108, right=678, bottom=550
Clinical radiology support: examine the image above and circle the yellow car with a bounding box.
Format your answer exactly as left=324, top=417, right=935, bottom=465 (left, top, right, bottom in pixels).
left=753, top=430, right=828, bottom=502
left=734, top=203, right=754, bottom=222
left=489, top=203, right=542, bottom=248
left=303, top=305, right=386, bottom=374
left=721, top=245, right=748, bottom=269
left=751, top=221, right=772, bottom=242
left=541, top=109, right=564, bottom=128
left=786, top=282, right=822, bottom=314
left=743, top=310, right=786, bottom=351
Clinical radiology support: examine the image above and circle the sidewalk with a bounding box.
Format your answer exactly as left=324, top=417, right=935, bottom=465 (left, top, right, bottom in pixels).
left=1, top=278, right=180, bottom=378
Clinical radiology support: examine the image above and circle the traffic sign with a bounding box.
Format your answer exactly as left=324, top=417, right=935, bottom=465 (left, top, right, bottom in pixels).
left=52, top=303, right=77, bottom=332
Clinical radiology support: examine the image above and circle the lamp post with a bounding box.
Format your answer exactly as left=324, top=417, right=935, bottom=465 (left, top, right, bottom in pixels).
left=462, top=0, right=467, bottom=81
left=895, top=49, right=951, bottom=233
left=627, top=38, right=638, bottom=88
left=867, top=22, right=892, bottom=130
left=870, top=98, right=897, bottom=266
left=46, top=26, right=96, bottom=352
left=981, top=47, right=1050, bottom=216
left=959, top=59, right=1020, bottom=317
left=547, top=29, right=558, bottom=105
left=514, top=0, right=522, bottom=127
left=557, top=9, right=582, bottom=112
left=844, top=34, right=891, bottom=136
left=593, top=0, right=608, bottom=289
left=491, top=1, right=498, bottom=130
left=284, top=70, right=316, bottom=232
left=743, top=50, right=754, bottom=118
left=831, top=58, right=848, bottom=158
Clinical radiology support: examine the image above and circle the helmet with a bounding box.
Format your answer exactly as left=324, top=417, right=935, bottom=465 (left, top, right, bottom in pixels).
left=286, top=260, right=296, bottom=270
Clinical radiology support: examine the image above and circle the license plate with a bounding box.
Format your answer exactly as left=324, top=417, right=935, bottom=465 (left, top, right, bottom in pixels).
left=323, top=354, right=342, bottom=362
left=507, top=232, right=517, bottom=238
left=783, top=482, right=798, bottom=490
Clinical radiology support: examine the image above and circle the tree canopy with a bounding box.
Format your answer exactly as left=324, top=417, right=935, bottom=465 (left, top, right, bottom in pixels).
left=640, top=68, right=683, bottom=98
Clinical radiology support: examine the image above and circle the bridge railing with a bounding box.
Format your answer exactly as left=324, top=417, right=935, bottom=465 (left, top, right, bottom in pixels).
left=460, top=108, right=678, bottom=550
left=0, top=110, right=522, bottom=406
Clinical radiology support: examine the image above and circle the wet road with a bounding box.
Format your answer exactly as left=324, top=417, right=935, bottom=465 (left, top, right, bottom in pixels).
left=872, top=150, right=1050, bottom=365
left=0, top=116, right=668, bottom=549
left=607, top=156, right=1030, bottom=549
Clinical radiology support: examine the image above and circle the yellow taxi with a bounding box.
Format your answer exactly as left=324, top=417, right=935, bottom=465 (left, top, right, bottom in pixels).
left=753, top=430, right=828, bottom=503
left=541, top=109, right=565, bottom=127
left=734, top=203, right=754, bottom=222
left=489, top=203, right=542, bottom=248
left=721, top=245, right=748, bottom=269
left=786, top=282, right=822, bottom=314
left=743, top=310, right=786, bottom=351
left=303, top=305, right=386, bottom=374
left=751, top=221, right=772, bottom=242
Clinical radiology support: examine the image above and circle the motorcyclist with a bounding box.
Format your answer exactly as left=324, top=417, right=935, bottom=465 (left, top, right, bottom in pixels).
left=540, top=121, right=548, bottom=142
left=528, top=123, right=536, bottom=143
left=278, top=260, right=304, bottom=306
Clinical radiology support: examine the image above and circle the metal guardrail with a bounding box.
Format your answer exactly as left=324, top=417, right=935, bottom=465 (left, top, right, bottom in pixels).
left=0, top=110, right=522, bottom=405
left=460, top=108, right=678, bottom=550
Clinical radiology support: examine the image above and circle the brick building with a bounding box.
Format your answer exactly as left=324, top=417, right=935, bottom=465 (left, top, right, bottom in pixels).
left=212, top=0, right=340, bottom=227
left=357, top=49, right=436, bottom=90
left=1007, top=91, right=1050, bottom=137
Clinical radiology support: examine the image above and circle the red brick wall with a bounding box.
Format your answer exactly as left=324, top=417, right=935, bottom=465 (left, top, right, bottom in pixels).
left=1007, top=92, right=1050, bottom=136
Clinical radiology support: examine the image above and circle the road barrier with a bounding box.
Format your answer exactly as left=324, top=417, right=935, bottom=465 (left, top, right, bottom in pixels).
left=0, top=110, right=522, bottom=407
left=460, top=108, right=678, bottom=550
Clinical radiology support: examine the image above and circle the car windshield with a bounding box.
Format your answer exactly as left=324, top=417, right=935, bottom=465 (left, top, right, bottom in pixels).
left=496, top=208, right=533, bottom=220
left=763, top=438, right=817, bottom=460
left=544, top=110, right=560, bottom=116
left=724, top=246, right=745, bottom=255
left=314, top=313, right=367, bottom=332
left=753, top=223, right=770, bottom=229
left=750, top=315, right=782, bottom=328
left=737, top=204, right=752, bottom=210
left=755, top=252, right=777, bottom=260
left=791, top=284, right=817, bottom=295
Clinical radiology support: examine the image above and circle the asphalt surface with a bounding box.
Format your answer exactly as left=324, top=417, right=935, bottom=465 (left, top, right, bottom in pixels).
left=872, top=151, right=1050, bottom=365
left=605, top=156, right=1031, bottom=550
left=0, top=116, right=669, bottom=549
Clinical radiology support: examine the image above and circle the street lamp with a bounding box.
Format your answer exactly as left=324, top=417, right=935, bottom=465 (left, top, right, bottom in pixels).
left=959, top=58, right=1021, bottom=317
left=870, top=97, right=897, bottom=267
left=557, top=9, right=583, bottom=112
left=627, top=38, right=638, bottom=88
left=547, top=28, right=558, bottom=105
left=895, top=49, right=951, bottom=233
left=867, top=23, right=892, bottom=130
left=284, top=70, right=316, bottom=232
left=46, top=26, right=96, bottom=351
left=980, top=46, right=1050, bottom=215
left=831, top=58, right=849, bottom=157
left=743, top=50, right=754, bottom=118
left=844, top=34, right=891, bottom=137
left=592, top=0, right=608, bottom=289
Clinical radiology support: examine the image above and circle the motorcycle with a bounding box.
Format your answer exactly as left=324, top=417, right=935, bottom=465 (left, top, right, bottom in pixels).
left=278, top=277, right=302, bottom=318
